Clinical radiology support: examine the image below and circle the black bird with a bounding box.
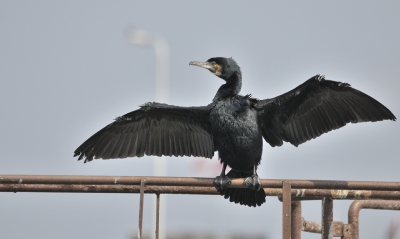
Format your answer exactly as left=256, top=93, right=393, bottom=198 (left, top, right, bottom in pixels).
left=74, top=57, right=396, bottom=207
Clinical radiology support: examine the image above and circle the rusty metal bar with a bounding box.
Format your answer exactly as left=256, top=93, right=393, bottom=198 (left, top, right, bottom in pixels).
left=321, top=197, right=333, bottom=239
left=2, top=175, right=400, bottom=191
left=138, top=180, right=145, bottom=239
left=156, top=193, right=160, bottom=239
left=0, top=175, right=218, bottom=186
left=332, top=221, right=343, bottom=237
left=302, top=219, right=344, bottom=237
left=302, top=218, right=322, bottom=234
left=3, top=175, right=400, bottom=238
left=0, top=184, right=218, bottom=194
left=348, top=200, right=400, bottom=239
left=3, top=184, right=400, bottom=201
left=292, top=188, right=400, bottom=200
left=290, top=188, right=400, bottom=200
left=282, top=181, right=291, bottom=239
left=291, top=201, right=302, bottom=239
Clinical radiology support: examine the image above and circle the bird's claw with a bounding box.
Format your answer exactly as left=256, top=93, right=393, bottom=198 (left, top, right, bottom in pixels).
left=244, top=175, right=261, bottom=191
left=213, top=175, right=232, bottom=191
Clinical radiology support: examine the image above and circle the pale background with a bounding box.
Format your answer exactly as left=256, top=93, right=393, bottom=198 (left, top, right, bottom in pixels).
left=1, top=1, right=399, bottom=238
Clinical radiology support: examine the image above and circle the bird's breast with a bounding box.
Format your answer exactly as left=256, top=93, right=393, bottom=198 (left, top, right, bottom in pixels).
left=210, top=97, right=263, bottom=167
left=210, top=98, right=262, bottom=151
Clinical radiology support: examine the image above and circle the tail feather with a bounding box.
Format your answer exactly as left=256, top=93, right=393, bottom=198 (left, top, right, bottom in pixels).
left=218, top=169, right=266, bottom=207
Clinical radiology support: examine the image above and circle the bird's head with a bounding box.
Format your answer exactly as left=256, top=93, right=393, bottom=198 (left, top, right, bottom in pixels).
left=189, top=57, right=240, bottom=81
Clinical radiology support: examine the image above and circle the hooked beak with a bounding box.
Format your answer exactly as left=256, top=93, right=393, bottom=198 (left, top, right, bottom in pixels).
left=189, top=61, right=216, bottom=73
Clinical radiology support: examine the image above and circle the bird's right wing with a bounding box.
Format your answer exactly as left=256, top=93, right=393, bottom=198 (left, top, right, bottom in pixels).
left=74, top=102, right=215, bottom=162
left=255, top=75, right=396, bottom=147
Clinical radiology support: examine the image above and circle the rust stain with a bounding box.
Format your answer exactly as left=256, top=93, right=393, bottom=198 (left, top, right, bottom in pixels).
left=354, top=190, right=372, bottom=199
left=330, top=189, right=349, bottom=199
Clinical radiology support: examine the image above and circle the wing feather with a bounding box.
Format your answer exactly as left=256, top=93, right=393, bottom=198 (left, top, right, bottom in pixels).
left=256, top=75, right=396, bottom=147
left=74, top=102, right=215, bottom=162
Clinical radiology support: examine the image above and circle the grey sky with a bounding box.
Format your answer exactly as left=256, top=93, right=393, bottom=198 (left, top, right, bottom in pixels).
left=1, top=1, right=399, bottom=238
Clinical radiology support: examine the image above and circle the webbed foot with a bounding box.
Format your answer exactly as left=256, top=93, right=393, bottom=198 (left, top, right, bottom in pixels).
left=244, top=174, right=261, bottom=191
left=213, top=175, right=232, bottom=190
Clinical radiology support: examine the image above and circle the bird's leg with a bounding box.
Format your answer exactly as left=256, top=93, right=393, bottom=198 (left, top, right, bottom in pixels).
left=213, top=163, right=232, bottom=190
left=244, top=165, right=261, bottom=191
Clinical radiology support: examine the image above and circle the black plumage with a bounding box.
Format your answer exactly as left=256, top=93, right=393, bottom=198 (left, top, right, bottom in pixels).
left=76, top=103, right=214, bottom=160
left=74, top=57, right=396, bottom=207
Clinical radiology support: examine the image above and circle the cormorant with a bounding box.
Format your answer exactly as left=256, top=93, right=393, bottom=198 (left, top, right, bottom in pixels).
left=74, top=57, right=396, bottom=207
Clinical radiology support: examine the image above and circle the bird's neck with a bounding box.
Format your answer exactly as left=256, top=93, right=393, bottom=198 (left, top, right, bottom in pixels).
left=213, top=72, right=242, bottom=101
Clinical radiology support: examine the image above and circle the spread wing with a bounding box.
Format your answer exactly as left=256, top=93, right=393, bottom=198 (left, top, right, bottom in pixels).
left=74, top=102, right=215, bottom=162
left=255, top=75, right=396, bottom=147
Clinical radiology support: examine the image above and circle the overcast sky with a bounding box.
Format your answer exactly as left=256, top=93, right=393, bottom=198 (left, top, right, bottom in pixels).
left=1, top=1, right=400, bottom=239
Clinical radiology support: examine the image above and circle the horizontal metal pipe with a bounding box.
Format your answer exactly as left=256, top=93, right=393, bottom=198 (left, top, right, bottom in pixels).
left=0, top=184, right=219, bottom=194
left=302, top=218, right=322, bottom=234
left=1, top=175, right=400, bottom=191
left=291, top=189, right=400, bottom=200
left=0, top=175, right=216, bottom=187
left=2, top=184, right=400, bottom=201
left=302, top=218, right=344, bottom=237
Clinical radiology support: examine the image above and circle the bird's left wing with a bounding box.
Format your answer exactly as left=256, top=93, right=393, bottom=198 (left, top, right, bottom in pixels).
left=255, top=75, right=396, bottom=147
left=74, top=102, right=215, bottom=162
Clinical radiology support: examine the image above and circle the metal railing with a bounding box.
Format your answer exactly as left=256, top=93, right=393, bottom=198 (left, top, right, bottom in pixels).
left=1, top=174, right=400, bottom=239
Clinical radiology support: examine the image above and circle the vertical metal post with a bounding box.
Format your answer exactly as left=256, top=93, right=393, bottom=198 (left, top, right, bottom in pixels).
left=126, top=29, right=169, bottom=239
left=283, top=181, right=292, bottom=239
left=347, top=200, right=400, bottom=239
left=155, top=193, right=160, bottom=239
left=291, top=201, right=302, bottom=239
left=321, top=197, right=333, bottom=239
left=138, top=179, right=146, bottom=239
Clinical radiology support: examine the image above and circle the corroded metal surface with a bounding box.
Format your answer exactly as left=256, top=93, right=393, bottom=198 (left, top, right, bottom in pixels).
left=291, top=201, right=302, bottom=239
left=347, top=200, right=400, bottom=239
left=2, top=175, right=400, bottom=238
left=291, top=189, right=400, bottom=200
left=156, top=193, right=160, bottom=239
left=321, top=197, right=333, bottom=239
left=2, top=183, right=400, bottom=202
left=2, top=175, right=400, bottom=191
left=0, top=184, right=218, bottom=194
left=302, top=219, right=344, bottom=237
left=282, top=182, right=292, bottom=239
left=302, top=218, right=322, bottom=234
left=0, top=175, right=217, bottom=186
left=138, top=180, right=145, bottom=239
left=332, top=221, right=344, bottom=237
